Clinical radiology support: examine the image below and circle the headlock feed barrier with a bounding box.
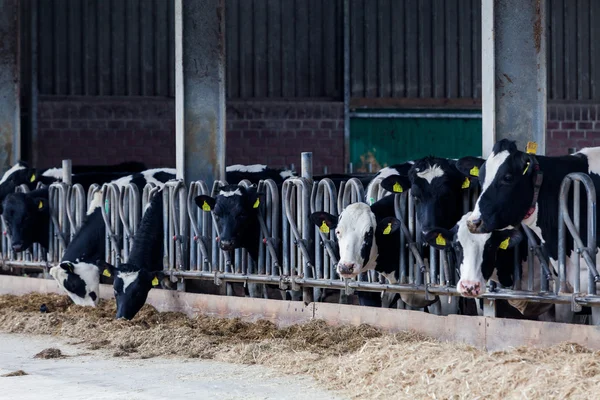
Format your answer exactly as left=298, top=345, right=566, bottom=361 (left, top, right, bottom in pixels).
left=2, top=154, right=600, bottom=317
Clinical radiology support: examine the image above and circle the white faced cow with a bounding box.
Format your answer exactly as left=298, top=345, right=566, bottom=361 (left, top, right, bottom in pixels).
left=465, top=139, right=600, bottom=324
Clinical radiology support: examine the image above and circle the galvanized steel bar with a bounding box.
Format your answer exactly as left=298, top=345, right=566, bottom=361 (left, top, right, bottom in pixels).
left=187, top=180, right=211, bottom=272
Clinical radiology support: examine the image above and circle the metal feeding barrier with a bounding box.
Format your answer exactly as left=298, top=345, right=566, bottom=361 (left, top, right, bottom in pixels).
left=3, top=154, right=600, bottom=318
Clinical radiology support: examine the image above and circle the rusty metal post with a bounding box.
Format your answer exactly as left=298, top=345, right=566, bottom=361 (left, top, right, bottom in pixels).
left=176, top=0, right=226, bottom=184
left=481, top=0, right=546, bottom=156
left=0, top=0, right=20, bottom=170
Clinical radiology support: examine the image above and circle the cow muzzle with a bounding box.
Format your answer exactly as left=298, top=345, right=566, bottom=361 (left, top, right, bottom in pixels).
left=466, top=218, right=485, bottom=233
left=219, top=240, right=236, bottom=251
left=458, top=279, right=484, bottom=297
left=11, top=242, right=24, bottom=252
left=337, top=262, right=360, bottom=278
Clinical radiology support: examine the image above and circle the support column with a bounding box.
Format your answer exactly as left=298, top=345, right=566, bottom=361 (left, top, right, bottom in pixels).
left=481, top=0, right=546, bottom=157
left=175, top=0, right=226, bottom=183
left=0, top=0, right=20, bottom=170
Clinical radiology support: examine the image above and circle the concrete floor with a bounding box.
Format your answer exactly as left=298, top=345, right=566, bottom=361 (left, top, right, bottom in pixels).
left=0, top=333, right=345, bottom=400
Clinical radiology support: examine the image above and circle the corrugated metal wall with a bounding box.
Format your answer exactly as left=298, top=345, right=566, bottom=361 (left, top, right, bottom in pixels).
left=350, top=0, right=481, bottom=100
left=36, top=0, right=175, bottom=97
left=30, top=0, right=600, bottom=102
left=225, top=0, right=344, bottom=99
left=547, top=0, right=600, bottom=101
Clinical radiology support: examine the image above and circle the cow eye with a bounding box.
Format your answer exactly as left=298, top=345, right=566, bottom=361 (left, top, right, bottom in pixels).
left=335, top=230, right=341, bottom=236
left=502, top=174, right=513, bottom=183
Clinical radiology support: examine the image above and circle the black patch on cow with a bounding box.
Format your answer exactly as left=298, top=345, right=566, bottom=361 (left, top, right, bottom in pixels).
left=360, top=228, right=374, bottom=267
left=153, top=171, right=175, bottom=184
left=61, top=273, right=87, bottom=299
left=89, top=291, right=97, bottom=301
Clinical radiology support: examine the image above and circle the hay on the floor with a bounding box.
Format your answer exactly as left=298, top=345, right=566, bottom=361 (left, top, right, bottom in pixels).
left=33, top=348, right=64, bottom=359
left=1, top=370, right=28, bottom=377
left=1, top=293, right=600, bottom=399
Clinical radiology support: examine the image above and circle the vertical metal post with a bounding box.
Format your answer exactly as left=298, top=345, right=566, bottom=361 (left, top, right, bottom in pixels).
left=301, top=152, right=313, bottom=303
left=178, top=0, right=226, bottom=184
left=343, top=0, right=350, bottom=171
left=61, top=159, right=72, bottom=185
left=0, top=0, right=20, bottom=170
left=30, top=0, right=38, bottom=167
left=482, top=0, right=546, bottom=155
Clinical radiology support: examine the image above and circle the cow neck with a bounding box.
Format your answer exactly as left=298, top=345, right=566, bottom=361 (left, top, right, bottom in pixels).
left=523, top=155, right=543, bottom=220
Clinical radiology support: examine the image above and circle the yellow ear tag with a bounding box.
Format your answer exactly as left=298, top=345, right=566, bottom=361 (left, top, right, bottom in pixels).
left=461, top=177, right=471, bottom=189
left=152, top=277, right=159, bottom=286
left=253, top=198, right=260, bottom=209
left=435, top=233, right=447, bottom=246
left=38, top=200, right=43, bottom=210
left=499, top=237, right=510, bottom=250
left=30, top=174, right=36, bottom=182
left=526, top=141, right=538, bottom=154
left=201, top=201, right=211, bottom=212
left=523, top=162, right=530, bottom=175
left=102, top=268, right=112, bottom=278
left=392, top=182, right=403, bottom=193
left=319, top=221, right=330, bottom=234
left=382, top=223, right=392, bottom=235
left=469, top=166, right=479, bottom=177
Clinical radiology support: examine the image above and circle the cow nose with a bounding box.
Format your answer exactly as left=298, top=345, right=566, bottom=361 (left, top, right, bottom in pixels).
left=12, top=243, right=23, bottom=252
left=337, top=263, right=358, bottom=276
left=219, top=240, right=234, bottom=250
left=466, top=218, right=482, bottom=233
left=458, top=280, right=482, bottom=297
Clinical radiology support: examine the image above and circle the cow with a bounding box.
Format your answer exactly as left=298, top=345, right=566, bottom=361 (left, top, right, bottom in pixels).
left=364, top=162, right=413, bottom=204
left=98, top=188, right=165, bottom=320
left=309, top=196, right=444, bottom=310
left=225, top=164, right=296, bottom=185
left=424, top=212, right=556, bottom=320
left=2, top=188, right=50, bottom=253
left=48, top=169, right=175, bottom=306
left=464, top=139, right=600, bottom=324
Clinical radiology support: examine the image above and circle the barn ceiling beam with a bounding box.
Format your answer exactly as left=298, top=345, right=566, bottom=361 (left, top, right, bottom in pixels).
left=482, top=0, right=547, bottom=157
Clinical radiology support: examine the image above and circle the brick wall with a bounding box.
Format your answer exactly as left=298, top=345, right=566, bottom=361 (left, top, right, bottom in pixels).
left=547, top=103, right=600, bottom=156
left=37, top=97, right=176, bottom=169
left=226, top=101, right=345, bottom=173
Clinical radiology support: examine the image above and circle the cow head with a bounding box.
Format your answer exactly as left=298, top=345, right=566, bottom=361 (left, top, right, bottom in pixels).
left=466, top=139, right=538, bottom=233
left=309, top=203, right=400, bottom=279
left=49, top=261, right=100, bottom=307
left=425, top=213, right=523, bottom=297
left=194, top=185, right=264, bottom=253
left=2, top=191, right=48, bottom=252
left=98, top=260, right=164, bottom=320
left=381, top=156, right=476, bottom=234
left=0, top=161, right=37, bottom=209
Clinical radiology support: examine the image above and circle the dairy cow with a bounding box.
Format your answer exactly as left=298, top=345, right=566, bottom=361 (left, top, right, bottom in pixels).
left=225, top=164, right=296, bottom=185
left=49, top=169, right=175, bottom=306
left=465, top=139, right=600, bottom=324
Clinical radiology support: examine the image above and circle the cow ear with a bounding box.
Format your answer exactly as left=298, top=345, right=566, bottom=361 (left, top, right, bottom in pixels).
left=35, top=197, right=47, bottom=212
left=59, top=261, right=75, bottom=273
left=423, top=228, right=454, bottom=250
left=495, top=228, right=524, bottom=250
left=456, top=156, right=485, bottom=181
left=96, top=259, right=115, bottom=278
left=194, top=195, right=216, bottom=212
left=309, top=211, right=338, bottom=233
left=376, top=217, right=400, bottom=236
left=380, top=175, right=411, bottom=194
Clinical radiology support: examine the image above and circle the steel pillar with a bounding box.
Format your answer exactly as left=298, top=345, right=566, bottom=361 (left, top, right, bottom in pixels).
left=482, top=0, right=546, bottom=157
left=175, top=0, right=226, bottom=184
left=0, top=0, right=20, bottom=170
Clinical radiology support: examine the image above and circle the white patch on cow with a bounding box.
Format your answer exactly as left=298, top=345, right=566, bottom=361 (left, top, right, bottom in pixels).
left=470, top=150, right=510, bottom=221
left=416, top=164, right=445, bottom=183
left=49, top=262, right=100, bottom=307
left=379, top=271, right=397, bottom=284
left=219, top=188, right=242, bottom=197
left=86, top=191, right=103, bottom=215
left=118, top=271, right=140, bottom=293
left=279, top=169, right=295, bottom=179
left=111, top=168, right=176, bottom=189
left=0, top=163, right=26, bottom=185
left=455, top=213, right=489, bottom=294
left=522, top=204, right=544, bottom=243
left=335, top=203, right=379, bottom=277
left=575, top=147, right=600, bottom=175
left=226, top=164, right=267, bottom=173
left=41, top=168, right=63, bottom=180
left=365, top=166, right=401, bottom=202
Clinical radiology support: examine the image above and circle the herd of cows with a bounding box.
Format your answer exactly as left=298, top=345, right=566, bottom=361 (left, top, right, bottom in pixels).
left=1, top=139, right=600, bottom=325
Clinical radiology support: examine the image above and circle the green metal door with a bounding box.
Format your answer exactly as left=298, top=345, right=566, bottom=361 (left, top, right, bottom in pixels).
left=349, top=109, right=482, bottom=171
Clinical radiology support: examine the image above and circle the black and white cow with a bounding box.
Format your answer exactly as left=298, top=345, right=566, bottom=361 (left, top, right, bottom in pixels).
left=225, top=164, right=296, bottom=185
left=99, top=189, right=165, bottom=320
left=49, top=169, right=175, bottom=306
left=309, top=196, right=441, bottom=309
left=2, top=188, right=50, bottom=252
left=364, top=163, right=414, bottom=204
left=464, top=139, right=600, bottom=324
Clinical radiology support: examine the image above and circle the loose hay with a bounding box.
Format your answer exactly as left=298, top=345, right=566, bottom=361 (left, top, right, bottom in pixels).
left=34, top=348, right=65, bottom=359
left=1, top=370, right=28, bottom=377
left=1, top=293, right=600, bottom=399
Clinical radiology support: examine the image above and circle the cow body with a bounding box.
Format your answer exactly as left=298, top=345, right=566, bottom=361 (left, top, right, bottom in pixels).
left=225, top=164, right=296, bottom=185
left=466, top=139, right=600, bottom=324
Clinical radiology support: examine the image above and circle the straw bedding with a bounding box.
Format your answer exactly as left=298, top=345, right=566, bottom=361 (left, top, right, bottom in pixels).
left=1, top=293, right=599, bottom=399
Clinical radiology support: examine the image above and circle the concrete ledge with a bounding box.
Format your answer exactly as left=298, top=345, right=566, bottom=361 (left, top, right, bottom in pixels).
left=2, top=275, right=600, bottom=352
